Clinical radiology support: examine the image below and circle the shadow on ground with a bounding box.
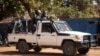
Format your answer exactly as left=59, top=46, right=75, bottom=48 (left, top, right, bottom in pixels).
left=0, top=51, right=87, bottom=56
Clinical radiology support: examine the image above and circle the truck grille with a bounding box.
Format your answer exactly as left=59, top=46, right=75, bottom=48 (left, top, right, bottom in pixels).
left=83, top=35, right=91, bottom=42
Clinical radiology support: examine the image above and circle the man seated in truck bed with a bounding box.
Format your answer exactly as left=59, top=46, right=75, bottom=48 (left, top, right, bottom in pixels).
left=9, top=18, right=36, bottom=34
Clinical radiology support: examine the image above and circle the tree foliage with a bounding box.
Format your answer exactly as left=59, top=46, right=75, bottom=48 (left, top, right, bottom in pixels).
left=0, top=0, right=100, bottom=20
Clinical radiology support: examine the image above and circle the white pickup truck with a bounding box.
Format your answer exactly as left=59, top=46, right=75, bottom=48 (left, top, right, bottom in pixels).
left=8, top=20, right=95, bottom=56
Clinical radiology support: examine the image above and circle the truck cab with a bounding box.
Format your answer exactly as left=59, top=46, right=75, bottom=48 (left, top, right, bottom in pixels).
left=8, top=19, right=96, bottom=56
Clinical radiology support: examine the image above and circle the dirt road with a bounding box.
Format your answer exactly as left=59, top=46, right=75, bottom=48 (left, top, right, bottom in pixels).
left=0, top=46, right=100, bottom=56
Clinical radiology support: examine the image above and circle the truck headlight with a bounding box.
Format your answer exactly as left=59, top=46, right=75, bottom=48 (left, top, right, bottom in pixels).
left=83, top=35, right=90, bottom=40
left=75, top=35, right=81, bottom=40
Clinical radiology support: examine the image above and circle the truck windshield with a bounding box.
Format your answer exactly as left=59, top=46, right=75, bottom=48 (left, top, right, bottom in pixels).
left=54, top=21, right=72, bottom=32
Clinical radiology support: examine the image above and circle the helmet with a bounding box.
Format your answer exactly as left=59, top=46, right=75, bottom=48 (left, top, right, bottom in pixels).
left=43, top=10, right=47, bottom=14
left=35, top=9, right=41, bottom=15
left=38, top=10, right=41, bottom=13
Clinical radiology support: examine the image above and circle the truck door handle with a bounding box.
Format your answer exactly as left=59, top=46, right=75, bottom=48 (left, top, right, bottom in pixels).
left=37, top=34, right=41, bottom=36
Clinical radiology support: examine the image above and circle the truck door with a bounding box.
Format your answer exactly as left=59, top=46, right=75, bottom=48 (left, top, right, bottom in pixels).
left=37, top=23, right=57, bottom=46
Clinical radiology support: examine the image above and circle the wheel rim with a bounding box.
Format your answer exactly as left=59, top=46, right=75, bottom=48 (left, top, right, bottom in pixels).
left=64, top=45, right=74, bottom=55
left=20, top=44, right=25, bottom=52
left=19, top=43, right=25, bottom=52
left=18, top=41, right=29, bottom=53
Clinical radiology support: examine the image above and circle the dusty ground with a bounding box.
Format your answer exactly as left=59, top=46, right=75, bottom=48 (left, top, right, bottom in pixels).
left=0, top=46, right=100, bottom=56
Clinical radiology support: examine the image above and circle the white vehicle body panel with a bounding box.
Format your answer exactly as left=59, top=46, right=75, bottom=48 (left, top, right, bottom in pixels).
left=37, top=32, right=57, bottom=46
left=8, top=33, right=37, bottom=43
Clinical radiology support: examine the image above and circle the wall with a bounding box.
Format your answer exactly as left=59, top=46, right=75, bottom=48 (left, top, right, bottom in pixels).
left=65, top=18, right=99, bottom=35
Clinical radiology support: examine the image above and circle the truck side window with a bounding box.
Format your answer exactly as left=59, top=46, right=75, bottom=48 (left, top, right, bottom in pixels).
left=42, top=23, right=55, bottom=33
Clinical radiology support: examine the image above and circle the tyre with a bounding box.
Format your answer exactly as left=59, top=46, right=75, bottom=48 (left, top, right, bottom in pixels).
left=78, top=48, right=89, bottom=54
left=34, top=46, right=41, bottom=53
left=17, top=41, right=29, bottom=53
left=62, top=41, right=77, bottom=56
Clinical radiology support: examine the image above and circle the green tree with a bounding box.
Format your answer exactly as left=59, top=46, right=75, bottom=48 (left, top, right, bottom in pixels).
left=0, top=0, right=99, bottom=21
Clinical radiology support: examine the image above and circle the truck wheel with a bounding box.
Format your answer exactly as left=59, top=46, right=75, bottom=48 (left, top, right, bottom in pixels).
left=62, top=41, right=77, bottom=56
left=78, top=48, right=89, bottom=54
left=34, top=46, right=41, bottom=53
left=17, top=41, right=29, bottom=53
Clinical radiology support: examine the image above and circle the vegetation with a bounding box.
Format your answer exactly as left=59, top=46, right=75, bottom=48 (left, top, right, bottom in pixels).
left=0, top=0, right=100, bottom=20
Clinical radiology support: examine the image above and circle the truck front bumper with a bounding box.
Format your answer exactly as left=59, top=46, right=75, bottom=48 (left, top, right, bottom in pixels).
left=75, top=42, right=90, bottom=48
left=90, top=40, right=97, bottom=47
left=75, top=41, right=96, bottom=48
